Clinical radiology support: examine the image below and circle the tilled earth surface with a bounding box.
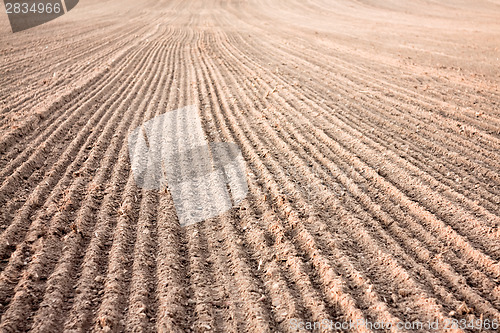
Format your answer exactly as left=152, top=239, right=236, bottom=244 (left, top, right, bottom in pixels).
left=0, top=0, right=499, bottom=332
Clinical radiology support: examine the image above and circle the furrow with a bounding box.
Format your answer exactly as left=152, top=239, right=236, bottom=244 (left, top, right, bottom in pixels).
left=215, top=32, right=500, bottom=315
left=0, top=37, right=169, bottom=333
left=215, top=32, right=500, bottom=267
left=60, top=37, right=173, bottom=332
left=0, top=36, right=164, bottom=267
left=198, top=34, right=381, bottom=332
left=0, top=41, right=159, bottom=234
left=225, top=31, right=500, bottom=182
left=223, top=31, right=500, bottom=204
left=29, top=35, right=175, bottom=333
left=200, top=30, right=476, bottom=330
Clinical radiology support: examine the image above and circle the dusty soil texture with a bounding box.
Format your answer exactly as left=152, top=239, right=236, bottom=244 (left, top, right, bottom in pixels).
left=1, top=0, right=499, bottom=332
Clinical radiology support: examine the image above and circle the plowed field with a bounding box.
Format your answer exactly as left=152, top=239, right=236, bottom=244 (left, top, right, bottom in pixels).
left=1, top=0, right=499, bottom=332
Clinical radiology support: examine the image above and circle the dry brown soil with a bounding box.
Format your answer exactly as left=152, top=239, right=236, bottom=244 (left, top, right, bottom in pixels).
left=0, top=0, right=499, bottom=332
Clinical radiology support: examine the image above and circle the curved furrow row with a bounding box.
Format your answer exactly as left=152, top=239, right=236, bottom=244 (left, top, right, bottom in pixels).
left=191, top=44, right=280, bottom=333
left=0, top=22, right=112, bottom=79
left=179, top=28, right=236, bottom=333
left=0, top=35, right=170, bottom=331
left=200, top=63, right=471, bottom=333
left=0, top=27, right=143, bottom=132
left=192, top=31, right=279, bottom=333
left=215, top=17, right=500, bottom=205
left=220, top=15, right=500, bottom=169
left=0, top=20, right=165, bottom=158
left=214, top=31, right=497, bottom=260
left=122, top=190, right=159, bottom=333
left=200, top=79, right=388, bottom=330
left=121, top=30, right=195, bottom=333
left=309, top=99, right=500, bottom=212
left=213, top=29, right=498, bottom=313
left=202, top=32, right=404, bottom=328
left=232, top=0, right=500, bottom=104
left=0, top=29, right=169, bottom=266
left=234, top=39, right=500, bottom=202
left=226, top=31, right=500, bottom=272
left=223, top=30, right=500, bottom=191
left=198, top=32, right=407, bottom=332
left=0, top=21, right=165, bottom=175
left=193, top=39, right=334, bottom=331
left=249, top=99, right=500, bottom=318
left=28, top=34, right=178, bottom=332
left=0, top=24, right=127, bottom=93
left=205, top=27, right=498, bottom=324
left=0, top=30, right=135, bottom=124
left=60, top=31, right=185, bottom=331
left=154, top=194, right=191, bottom=333
left=93, top=24, right=196, bottom=332
left=234, top=1, right=500, bottom=136
left=0, top=47, right=158, bottom=231
left=211, top=58, right=454, bottom=330
left=212, top=27, right=500, bottom=268
left=0, top=0, right=167, bottom=74
left=150, top=27, right=205, bottom=333
left=0, top=0, right=498, bottom=331
left=272, top=35, right=500, bottom=159
left=90, top=161, right=143, bottom=332
left=0, top=9, right=169, bottom=114
left=276, top=121, right=500, bottom=312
